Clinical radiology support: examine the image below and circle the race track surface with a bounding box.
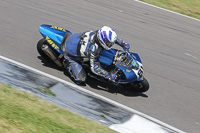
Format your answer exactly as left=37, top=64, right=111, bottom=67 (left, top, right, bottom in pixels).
left=1, top=0, right=200, bottom=132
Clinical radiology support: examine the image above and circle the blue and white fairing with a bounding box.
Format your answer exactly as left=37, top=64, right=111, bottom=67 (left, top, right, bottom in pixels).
left=39, top=24, right=72, bottom=54
left=99, top=49, right=144, bottom=82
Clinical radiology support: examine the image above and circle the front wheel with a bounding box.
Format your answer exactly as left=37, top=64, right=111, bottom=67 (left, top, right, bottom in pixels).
left=122, top=78, right=149, bottom=92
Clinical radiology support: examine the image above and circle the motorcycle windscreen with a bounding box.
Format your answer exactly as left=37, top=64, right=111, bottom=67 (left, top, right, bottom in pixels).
left=99, top=49, right=116, bottom=66
left=39, top=24, right=72, bottom=53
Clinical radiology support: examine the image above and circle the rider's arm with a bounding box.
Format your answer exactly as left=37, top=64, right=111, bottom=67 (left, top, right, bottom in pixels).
left=116, top=38, right=130, bottom=50
left=89, top=45, right=112, bottom=80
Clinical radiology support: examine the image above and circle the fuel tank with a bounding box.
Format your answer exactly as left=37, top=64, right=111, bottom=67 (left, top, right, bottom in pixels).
left=99, top=49, right=116, bottom=66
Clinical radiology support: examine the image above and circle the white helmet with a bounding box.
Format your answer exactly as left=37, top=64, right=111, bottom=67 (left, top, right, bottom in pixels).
left=97, top=26, right=117, bottom=50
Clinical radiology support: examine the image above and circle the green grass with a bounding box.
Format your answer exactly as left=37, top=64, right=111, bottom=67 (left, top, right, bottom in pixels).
left=36, top=87, right=56, bottom=96
left=140, top=0, right=200, bottom=20
left=0, top=83, right=116, bottom=133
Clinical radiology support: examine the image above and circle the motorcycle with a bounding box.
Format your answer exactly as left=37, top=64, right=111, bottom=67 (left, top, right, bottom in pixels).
left=37, top=24, right=149, bottom=92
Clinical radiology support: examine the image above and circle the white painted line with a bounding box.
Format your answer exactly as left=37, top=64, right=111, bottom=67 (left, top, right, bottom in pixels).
left=99, top=120, right=108, bottom=124
left=0, top=55, right=185, bottom=133
left=185, top=53, right=198, bottom=59
left=110, top=115, right=171, bottom=133
left=134, top=0, right=200, bottom=22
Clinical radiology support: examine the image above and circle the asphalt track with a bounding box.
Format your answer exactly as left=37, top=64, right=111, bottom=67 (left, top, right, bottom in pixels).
left=0, top=0, right=200, bottom=132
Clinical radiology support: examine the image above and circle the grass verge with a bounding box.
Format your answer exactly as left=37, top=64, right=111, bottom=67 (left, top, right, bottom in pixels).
left=140, top=0, right=200, bottom=20
left=0, top=83, right=116, bottom=133
left=36, top=87, right=56, bottom=96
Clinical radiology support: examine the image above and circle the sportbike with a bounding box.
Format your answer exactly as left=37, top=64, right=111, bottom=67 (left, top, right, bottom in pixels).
left=37, top=24, right=149, bottom=92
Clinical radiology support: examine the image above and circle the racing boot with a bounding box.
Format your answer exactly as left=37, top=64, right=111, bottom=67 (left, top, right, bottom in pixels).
left=63, top=57, right=86, bottom=85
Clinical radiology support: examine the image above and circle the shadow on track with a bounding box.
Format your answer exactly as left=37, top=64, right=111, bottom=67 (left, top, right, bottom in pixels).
left=38, top=56, right=148, bottom=98
left=37, top=56, right=63, bottom=71
left=85, top=77, right=148, bottom=98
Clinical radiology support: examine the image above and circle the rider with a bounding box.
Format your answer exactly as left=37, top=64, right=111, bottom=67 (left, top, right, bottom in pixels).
left=63, top=26, right=130, bottom=84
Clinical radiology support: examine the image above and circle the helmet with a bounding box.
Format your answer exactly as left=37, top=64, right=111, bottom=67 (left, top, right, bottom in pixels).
left=97, top=26, right=117, bottom=50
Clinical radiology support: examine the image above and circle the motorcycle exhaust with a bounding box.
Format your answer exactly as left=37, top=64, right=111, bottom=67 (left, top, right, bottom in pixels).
left=41, top=44, right=63, bottom=67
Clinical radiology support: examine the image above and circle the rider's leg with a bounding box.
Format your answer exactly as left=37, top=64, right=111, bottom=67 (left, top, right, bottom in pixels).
left=64, top=56, right=86, bottom=84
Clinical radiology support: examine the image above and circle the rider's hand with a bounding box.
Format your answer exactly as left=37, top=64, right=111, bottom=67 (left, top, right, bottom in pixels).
left=123, top=43, right=130, bottom=51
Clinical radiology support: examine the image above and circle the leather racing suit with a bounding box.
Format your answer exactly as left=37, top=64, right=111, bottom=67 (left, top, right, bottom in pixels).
left=63, top=30, right=129, bottom=84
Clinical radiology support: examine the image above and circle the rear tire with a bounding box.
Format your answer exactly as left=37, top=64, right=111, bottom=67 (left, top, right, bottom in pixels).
left=37, top=38, right=50, bottom=60
left=122, top=78, right=149, bottom=92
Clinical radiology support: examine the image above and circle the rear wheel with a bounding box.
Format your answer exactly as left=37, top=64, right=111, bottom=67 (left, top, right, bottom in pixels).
left=37, top=38, right=50, bottom=60
left=122, top=78, right=149, bottom=92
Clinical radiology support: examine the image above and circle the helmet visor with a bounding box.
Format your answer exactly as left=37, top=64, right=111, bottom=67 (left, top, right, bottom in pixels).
left=103, top=38, right=115, bottom=48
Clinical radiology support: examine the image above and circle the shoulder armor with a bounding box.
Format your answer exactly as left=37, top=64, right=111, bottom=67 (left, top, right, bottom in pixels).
left=89, top=44, right=97, bottom=54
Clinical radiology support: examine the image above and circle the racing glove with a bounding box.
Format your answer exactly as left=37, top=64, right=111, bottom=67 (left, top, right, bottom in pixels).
left=123, top=43, right=130, bottom=51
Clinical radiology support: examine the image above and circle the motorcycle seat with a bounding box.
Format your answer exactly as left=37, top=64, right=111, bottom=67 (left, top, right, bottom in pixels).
left=60, top=32, right=72, bottom=53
